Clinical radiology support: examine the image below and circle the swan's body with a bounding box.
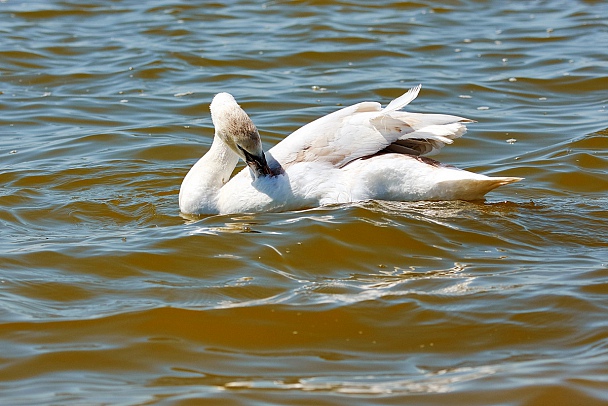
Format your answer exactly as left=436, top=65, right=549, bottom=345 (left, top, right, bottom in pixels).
left=179, top=86, right=521, bottom=215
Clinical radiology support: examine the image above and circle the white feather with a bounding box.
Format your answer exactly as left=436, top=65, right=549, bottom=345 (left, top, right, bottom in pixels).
left=380, top=84, right=422, bottom=115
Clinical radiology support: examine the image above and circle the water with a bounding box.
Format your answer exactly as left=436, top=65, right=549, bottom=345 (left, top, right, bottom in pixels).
left=1, top=0, right=607, bottom=405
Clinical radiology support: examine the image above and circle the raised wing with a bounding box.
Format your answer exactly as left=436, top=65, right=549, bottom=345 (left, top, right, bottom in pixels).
left=266, top=100, right=385, bottom=169
left=265, top=85, right=472, bottom=170
left=372, top=112, right=473, bottom=156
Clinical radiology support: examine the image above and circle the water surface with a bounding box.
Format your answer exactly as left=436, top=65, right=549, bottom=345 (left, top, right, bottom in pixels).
left=1, top=0, right=607, bottom=405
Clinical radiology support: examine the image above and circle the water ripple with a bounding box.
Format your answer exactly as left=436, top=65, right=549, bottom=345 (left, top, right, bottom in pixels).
left=1, top=0, right=607, bottom=404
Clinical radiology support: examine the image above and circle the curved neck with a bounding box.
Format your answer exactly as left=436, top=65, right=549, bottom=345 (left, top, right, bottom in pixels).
left=179, top=135, right=240, bottom=214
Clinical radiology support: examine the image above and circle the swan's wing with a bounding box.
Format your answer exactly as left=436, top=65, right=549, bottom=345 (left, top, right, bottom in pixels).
left=267, top=100, right=386, bottom=169
left=372, top=112, right=473, bottom=156
left=381, top=84, right=421, bottom=114
left=267, top=85, right=472, bottom=170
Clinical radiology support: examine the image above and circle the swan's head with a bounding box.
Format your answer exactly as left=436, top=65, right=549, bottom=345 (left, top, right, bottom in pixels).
left=210, top=92, right=272, bottom=178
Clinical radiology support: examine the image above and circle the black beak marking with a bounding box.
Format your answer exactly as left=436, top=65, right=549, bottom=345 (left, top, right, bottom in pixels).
left=238, top=145, right=273, bottom=178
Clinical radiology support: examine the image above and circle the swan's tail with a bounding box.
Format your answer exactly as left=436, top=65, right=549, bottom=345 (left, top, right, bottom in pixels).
left=477, top=176, right=524, bottom=195
left=436, top=176, right=524, bottom=200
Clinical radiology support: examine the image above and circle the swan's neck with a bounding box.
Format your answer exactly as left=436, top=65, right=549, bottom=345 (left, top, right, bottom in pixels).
left=179, top=135, right=240, bottom=214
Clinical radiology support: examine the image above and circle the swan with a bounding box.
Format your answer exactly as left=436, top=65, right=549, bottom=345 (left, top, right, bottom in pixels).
left=179, top=85, right=522, bottom=215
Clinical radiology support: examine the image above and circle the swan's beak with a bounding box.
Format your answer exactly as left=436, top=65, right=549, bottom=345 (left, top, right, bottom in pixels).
left=241, top=148, right=273, bottom=178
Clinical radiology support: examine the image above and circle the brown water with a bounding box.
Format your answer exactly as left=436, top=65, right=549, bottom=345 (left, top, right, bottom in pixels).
left=1, top=1, right=607, bottom=405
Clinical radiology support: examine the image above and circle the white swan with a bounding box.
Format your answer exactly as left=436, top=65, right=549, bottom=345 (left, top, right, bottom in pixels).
left=179, top=85, right=522, bottom=215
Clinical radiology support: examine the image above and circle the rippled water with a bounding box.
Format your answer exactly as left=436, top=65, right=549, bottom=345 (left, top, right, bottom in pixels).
left=1, top=0, right=607, bottom=405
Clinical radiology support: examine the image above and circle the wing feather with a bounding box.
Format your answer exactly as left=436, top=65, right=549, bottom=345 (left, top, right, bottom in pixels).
left=380, top=84, right=422, bottom=115
left=264, top=86, right=473, bottom=172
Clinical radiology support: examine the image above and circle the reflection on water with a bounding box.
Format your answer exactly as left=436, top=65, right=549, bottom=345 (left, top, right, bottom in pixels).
left=1, top=0, right=608, bottom=405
